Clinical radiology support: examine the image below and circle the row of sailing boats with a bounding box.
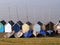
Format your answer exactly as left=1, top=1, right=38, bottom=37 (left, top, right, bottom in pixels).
left=0, top=7, right=60, bottom=38
left=0, top=20, right=60, bottom=38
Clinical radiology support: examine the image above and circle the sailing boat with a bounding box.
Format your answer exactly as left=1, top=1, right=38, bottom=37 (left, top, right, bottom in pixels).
left=13, top=7, right=23, bottom=38
left=46, top=21, right=55, bottom=36
left=22, top=7, right=32, bottom=38
left=54, top=20, right=60, bottom=34
left=4, top=7, right=15, bottom=38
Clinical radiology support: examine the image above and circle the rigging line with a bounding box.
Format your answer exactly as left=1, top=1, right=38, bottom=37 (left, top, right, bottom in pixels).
left=49, top=9, right=51, bottom=20
left=26, top=4, right=29, bottom=22
left=49, top=8, right=51, bottom=29
left=8, top=7, right=11, bottom=21
left=16, top=7, right=19, bottom=21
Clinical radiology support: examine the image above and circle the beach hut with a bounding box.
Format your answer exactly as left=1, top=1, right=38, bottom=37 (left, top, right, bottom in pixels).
left=33, top=24, right=41, bottom=37
left=46, top=22, right=55, bottom=36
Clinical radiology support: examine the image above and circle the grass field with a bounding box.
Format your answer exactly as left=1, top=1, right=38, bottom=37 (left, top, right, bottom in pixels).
left=0, top=37, right=60, bottom=45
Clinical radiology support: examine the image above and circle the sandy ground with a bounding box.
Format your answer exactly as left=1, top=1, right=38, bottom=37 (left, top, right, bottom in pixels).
left=0, top=37, right=60, bottom=45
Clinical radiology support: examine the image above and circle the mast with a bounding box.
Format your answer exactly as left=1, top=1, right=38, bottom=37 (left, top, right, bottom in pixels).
left=26, top=3, right=29, bottom=22
left=49, top=8, right=51, bottom=30
left=16, top=7, right=19, bottom=21
left=8, top=7, right=11, bottom=22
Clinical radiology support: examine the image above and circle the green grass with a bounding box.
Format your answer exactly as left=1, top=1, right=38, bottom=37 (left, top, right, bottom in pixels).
left=0, top=37, right=60, bottom=45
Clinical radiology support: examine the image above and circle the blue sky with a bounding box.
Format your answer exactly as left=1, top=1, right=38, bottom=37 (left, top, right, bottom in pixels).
left=0, top=0, right=60, bottom=24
